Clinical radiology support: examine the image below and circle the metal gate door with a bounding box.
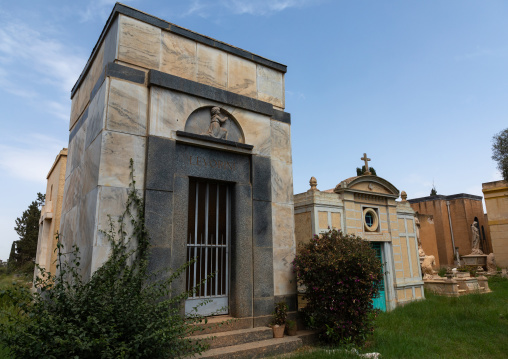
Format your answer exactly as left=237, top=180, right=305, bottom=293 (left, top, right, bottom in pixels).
left=185, top=179, right=230, bottom=316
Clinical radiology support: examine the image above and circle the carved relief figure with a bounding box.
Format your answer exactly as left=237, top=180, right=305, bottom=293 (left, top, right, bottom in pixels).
left=203, top=107, right=228, bottom=140
left=421, top=255, right=436, bottom=279
left=487, top=253, right=497, bottom=274
left=470, top=221, right=483, bottom=255
left=415, top=217, right=426, bottom=257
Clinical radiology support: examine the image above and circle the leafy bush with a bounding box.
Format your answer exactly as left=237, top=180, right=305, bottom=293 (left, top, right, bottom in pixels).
left=272, top=301, right=288, bottom=326
left=0, top=160, right=207, bottom=358
left=293, top=229, right=383, bottom=345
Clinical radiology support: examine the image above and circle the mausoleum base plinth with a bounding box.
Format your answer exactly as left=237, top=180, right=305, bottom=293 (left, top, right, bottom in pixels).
left=461, top=254, right=488, bottom=266
left=423, top=278, right=460, bottom=297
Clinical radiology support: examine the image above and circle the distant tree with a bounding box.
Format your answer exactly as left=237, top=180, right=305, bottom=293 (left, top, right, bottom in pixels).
left=11, top=193, right=45, bottom=271
left=430, top=185, right=437, bottom=196
left=356, top=166, right=377, bottom=176
left=7, top=242, right=17, bottom=272
left=492, top=128, right=508, bottom=182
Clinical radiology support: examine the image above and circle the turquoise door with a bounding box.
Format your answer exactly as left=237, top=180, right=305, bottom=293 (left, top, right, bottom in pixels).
left=370, top=243, right=386, bottom=311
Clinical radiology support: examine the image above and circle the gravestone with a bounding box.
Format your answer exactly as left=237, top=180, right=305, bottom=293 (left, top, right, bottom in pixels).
left=60, top=4, right=296, bottom=326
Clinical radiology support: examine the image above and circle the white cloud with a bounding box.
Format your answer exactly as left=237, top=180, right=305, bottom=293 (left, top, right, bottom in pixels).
left=80, top=0, right=136, bottom=22
left=184, top=0, right=319, bottom=17
left=0, top=16, right=84, bottom=122
left=0, top=134, right=67, bottom=184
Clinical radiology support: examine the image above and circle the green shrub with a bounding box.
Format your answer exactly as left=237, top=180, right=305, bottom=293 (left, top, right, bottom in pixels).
left=293, top=229, right=383, bottom=346
left=437, top=267, right=447, bottom=277
left=0, top=160, right=207, bottom=358
left=272, top=301, right=289, bottom=326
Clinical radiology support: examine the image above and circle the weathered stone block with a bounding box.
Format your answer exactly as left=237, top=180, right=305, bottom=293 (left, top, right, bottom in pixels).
left=98, top=131, right=146, bottom=188
left=145, top=190, right=173, bottom=247
left=232, top=108, right=271, bottom=156
left=253, top=200, right=272, bottom=248
left=272, top=203, right=295, bottom=249
left=85, top=79, right=107, bottom=148
left=118, top=15, right=161, bottom=69
left=271, top=160, right=293, bottom=205
left=253, top=246, right=274, bottom=298
left=161, top=31, right=197, bottom=82
left=252, top=156, right=271, bottom=202
left=257, top=65, right=284, bottom=108
left=145, top=136, right=176, bottom=192
left=106, top=79, right=147, bottom=136
left=270, top=120, right=292, bottom=164
left=228, top=55, right=257, bottom=98
left=273, top=247, right=296, bottom=296
left=197, top=43, right=227, bottom=90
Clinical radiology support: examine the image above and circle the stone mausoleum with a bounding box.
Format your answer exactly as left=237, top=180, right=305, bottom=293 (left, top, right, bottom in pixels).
left=60, top=4, right=295, bottom=326
left=294, top=156, right=425, bottom=311
left=483, top=180, right=508, bottom=267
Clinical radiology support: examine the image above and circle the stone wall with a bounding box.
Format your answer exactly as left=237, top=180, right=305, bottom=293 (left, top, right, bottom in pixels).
left=416, top=213, right=439, bottom=267
left=409, top=194, right=490, bottom=266
left=483, top=180, right=508, bottom=267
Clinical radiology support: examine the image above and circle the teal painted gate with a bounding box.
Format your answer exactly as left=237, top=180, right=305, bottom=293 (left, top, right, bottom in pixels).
left=370, top=243, right=386, bottom=311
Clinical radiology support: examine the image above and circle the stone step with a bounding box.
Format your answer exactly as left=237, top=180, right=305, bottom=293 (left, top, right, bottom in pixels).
left=193, top=327, right=273, bottom=349
left=196, top=336, right=303, bottom=359
left=191, top=316, right=253, bottom=336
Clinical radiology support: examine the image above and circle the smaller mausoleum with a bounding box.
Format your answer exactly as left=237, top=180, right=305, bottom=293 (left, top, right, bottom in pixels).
left=294, top=155, right=424, bottom=311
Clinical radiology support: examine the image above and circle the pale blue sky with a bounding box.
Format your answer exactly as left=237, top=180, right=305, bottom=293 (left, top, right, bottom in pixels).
left=0, top=0, right=506, bottom=260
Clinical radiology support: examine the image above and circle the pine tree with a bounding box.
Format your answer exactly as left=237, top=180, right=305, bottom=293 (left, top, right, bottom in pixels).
left=356, top=165, right=377, bottom=176
left=11, top=193, right=45, bottom=269
left=430, top=186, right=437, bottom=196
left=492, top=128, right=508, bottom=182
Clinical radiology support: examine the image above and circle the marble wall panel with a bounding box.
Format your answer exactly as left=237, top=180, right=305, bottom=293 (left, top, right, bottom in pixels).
left=90, top=244, right=112, bottom=276
left=273, top=247, right=296, bottom=296
left=149, top=87, right=199, bottom=138
left=77, top=187, right=99, bottom=250
left=85, top=80, right=108, bottom=148
left=257, top=65, right=284, bottom=108
left=106, top=79, right=147, bottom=136
left=59, top=205, right=79, bottom=251
left=227, top=55, right=257, bottom=98
left=70, top=90, right=81, bottom=130
left=96, top=186, right=136, bottom=247
left=230, top=108, right=271, bottom=156
left=271, top=160, right=294, bottom=205
left=160, top=31, right=197, bottom=82
left=272, top=203, right=295, bottom=249
left=66, top=127, right=85, bottom=180
left=62, top=166, right=83, bottom=215
left=103, top=16, right=119, bottom=66
left=118, top=15, right=161, bottom=70
left=270, top=120, right=292, bottom=164
left=81, top=135, right=102, bottom=196
left=197, top=43, right=227, bottom=90
left=98, top=131, right=146, bottom=189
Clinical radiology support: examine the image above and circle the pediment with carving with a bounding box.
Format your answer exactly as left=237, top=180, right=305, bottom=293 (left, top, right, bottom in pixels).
left=184, top=106, right=245, bottom=143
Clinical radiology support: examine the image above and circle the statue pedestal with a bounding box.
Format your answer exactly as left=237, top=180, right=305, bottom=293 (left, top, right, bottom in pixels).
left=461, top=254, right=487, bottom=266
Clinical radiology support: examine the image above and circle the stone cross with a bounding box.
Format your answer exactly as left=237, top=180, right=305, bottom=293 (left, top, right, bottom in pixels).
left=361, top=153, right=371, bottom=175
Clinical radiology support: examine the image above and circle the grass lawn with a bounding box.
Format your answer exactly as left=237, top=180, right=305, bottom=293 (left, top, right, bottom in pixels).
left=284, top=276, right=508, bottom=359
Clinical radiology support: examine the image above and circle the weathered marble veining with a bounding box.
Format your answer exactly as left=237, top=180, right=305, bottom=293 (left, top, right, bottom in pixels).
left=118, top=15, right=161, bottom=70
left=228, top=55, right=257, bottom=98
left=197, top=43, right=227, bottom=90
left=98, top=131, right=146, bottom=188
left=257, top=65, right=284, bottom=109
left=161, top=31, right=197, bottom=82
left=106, top=79, right=147, bottom=136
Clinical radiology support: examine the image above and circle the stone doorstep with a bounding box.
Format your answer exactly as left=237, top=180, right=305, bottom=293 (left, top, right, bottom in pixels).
left=192, top=327, right=273, bottom=349
left=196, top=336, right=302, bottom=359
left=191, top=316, right=252, bottom=336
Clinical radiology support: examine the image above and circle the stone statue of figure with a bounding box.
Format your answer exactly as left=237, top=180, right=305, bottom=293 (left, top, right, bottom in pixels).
left=487, top=253, right=497, bottom=274
left=415, top=217, right=426, bottom=257
left=421, top=255, right=436, bottom=280
left=203, top=107, right=228, bottom=140
left=470, top=221, right=483, bottom=255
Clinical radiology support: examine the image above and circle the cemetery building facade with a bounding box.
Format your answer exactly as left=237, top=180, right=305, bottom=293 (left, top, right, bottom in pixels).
left=482, top=180, right=508, bottom=267
left=409, top=194, right=491, bottom=267
left=35, top=148, right=67, bottom=277
left=60, top=4, right=295, bottom=325
left=294, top=165, right=425, bottom=311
